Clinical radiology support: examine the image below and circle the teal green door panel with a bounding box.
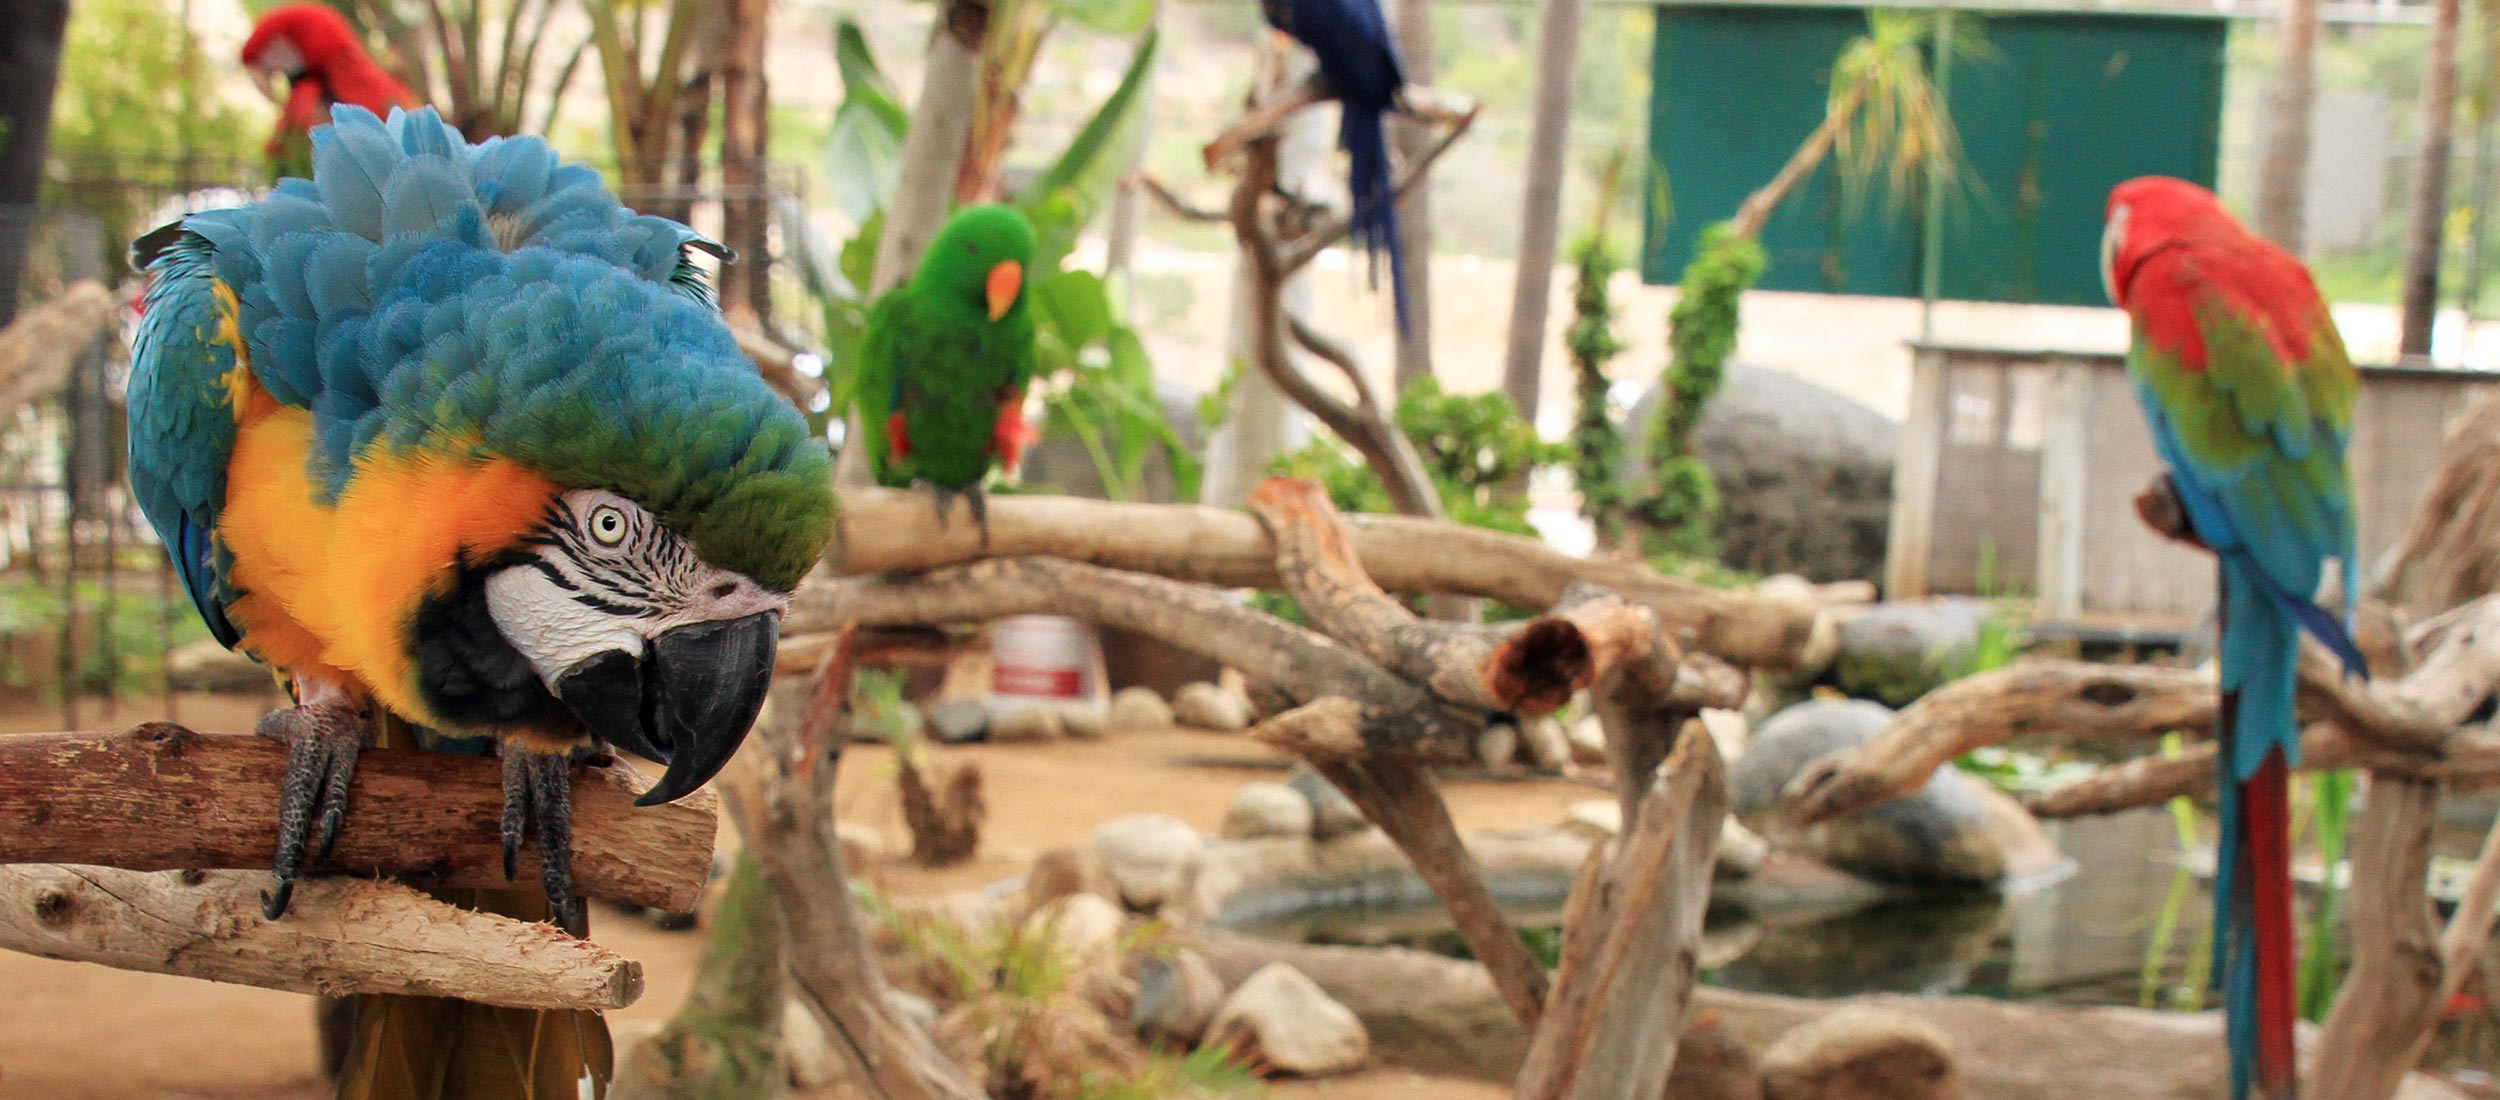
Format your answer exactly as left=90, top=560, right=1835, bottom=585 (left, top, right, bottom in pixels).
left=1641, top=4, right=2225, bottom=306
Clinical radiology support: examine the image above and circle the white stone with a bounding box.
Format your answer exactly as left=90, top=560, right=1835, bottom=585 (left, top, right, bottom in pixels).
left=1205, top=963, right=1370, bottom=1076
left=1172, top=681, right=1250, bottom=732
left=990, top=706, right=1064, bottom=743
left=1474, top=722, right=1519, bottom=770
left=1568, top=714, right=1609, bottom=765
left=1024, top=892, right=1126, bottom=958
left=1059, top=702, right=1109, bottom=740
left=1223, top=781, right=1317, bottom=840
left=1562, top=798, right=1623, bottom=840
left=1107, top=685, right=1175, bottom=731
left=1130, top=948, right=1226, bottom=1045
left=1521, top=717, right=1572, bottom=771
left=1089, top=813, right=1203, bottom=911
left=834, top=820, right=882, bottom=868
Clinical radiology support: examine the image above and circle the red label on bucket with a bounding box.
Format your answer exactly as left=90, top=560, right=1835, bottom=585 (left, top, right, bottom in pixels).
left=994, top=666, right=1083, bottom=696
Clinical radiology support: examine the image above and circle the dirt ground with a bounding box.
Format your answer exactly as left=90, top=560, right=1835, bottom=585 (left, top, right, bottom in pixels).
left=0, top=692, right=1579, bottom=1100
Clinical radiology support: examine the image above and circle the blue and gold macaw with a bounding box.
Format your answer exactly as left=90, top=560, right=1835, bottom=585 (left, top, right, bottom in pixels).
left=130, top=106, right=832, bottom=1097
left=2102, top=176, right=2367, bottom=1100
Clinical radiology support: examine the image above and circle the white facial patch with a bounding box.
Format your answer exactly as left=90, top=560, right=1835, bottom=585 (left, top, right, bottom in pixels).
left=485, top=564, right=648, bottom=687
left=2101, top=204, right=2130, bottom=306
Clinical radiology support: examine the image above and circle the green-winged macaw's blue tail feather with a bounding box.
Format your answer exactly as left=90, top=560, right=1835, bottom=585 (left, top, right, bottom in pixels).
left=2214, top=558, right=2302, bottom=1100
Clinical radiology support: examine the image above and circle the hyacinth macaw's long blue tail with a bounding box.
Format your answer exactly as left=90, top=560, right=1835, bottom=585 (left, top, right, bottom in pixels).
left=1339, top=103, right=1409, bottom=333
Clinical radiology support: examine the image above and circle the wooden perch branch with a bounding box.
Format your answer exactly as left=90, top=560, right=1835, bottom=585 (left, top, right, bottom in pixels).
left=820, top=487, right=1823, bottom=669
left=0, top=724, right=715, bottom=912
left=1516, top=714, right=1727, bottom=1100
left=797, top=555, right=1471, bottom=756
left=730, top=632, right=984, bottom=1100
left=0, top=865, right=641, bottom=1011
left=1783, top=594, right=2500, bottom=824
left=1247, top=479, right=1666, bottom=714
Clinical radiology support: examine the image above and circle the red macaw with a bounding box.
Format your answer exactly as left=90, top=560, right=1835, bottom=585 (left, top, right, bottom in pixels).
left=2102, top=176, right=2367, bottom=1100
left=241, top=4, right=421, bottom=163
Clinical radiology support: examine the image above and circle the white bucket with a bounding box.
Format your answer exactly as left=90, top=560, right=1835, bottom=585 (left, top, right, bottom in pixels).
left=990, top=614, right=1100, bottom=716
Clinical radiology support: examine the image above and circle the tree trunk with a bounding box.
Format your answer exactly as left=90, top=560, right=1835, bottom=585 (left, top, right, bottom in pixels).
left=610, top=853, right=787, bottom=1100
left=0, top=0, right=70, bottom=329
left=1391, top=0, right=1436, bottom=385
left=2254, top=0, right=2320, bottom=253
left=1730, top=78, right=1864, bottom=242
left=1498, top=0, right=1584, bottom=423
left=716, top=0, right=771, bottom=320
left=1201, top=101, right=1329, bottom=508
left=2399, top=0, right=2462, bottom=360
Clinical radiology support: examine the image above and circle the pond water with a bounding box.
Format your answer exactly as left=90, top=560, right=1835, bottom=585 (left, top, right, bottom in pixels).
left=1215, top=806, right=2500, bottom=1072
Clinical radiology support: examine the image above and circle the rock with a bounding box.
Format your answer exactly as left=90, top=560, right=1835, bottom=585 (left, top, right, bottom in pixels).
left=1474, top=722, right=1519, bottom=770
left=1205, top=963, right=1370, bottom=1077
left=991, top=706, right=1065, bottom=743
left=1131, top=948, right=1227, bottom=1045
left=1026, top=892, right=1126, bottom=957
left=1521, top=717, right=1572, bottom=771
left=1288, top=764, right=1372, bottom=839
left=1562, top=799, right=1622, bottom=840
left=1568, top=715, right=1609, bottom=765
left=1717, top=819, right=1772, bottom=878
left=167, top=639, right=271, bottom=693
left=1060, top=702, right=1109, bottom=740
left=1090, top=813, right=1202, bottom=911
left=1669, top=1010, right=1766, bottom=1100
left=927, top=698, right=991, bottom=744
left=1702, top=707, right=1751, bottom=762
left=1833, top=599, right=1993, bottom=707
left=1025, top=846, right=1115, bottom=908
left=1758, top=1007, right=1960, bottom=1100
left=1173, top=681, right=1250, bottom=731
left=784, top=1000, right=837, bottom=1087
left=1224, top=781, right=1317, bottom=840
left=834, top=820, right=882, bottom=868
left=1108, top=685, right=1176, bottom=731
left=886, top=988, right=939, bottom=1032
left=1624, top=365, right=1896, bottom=582
left=1731, top=700, right=2063, bottom=887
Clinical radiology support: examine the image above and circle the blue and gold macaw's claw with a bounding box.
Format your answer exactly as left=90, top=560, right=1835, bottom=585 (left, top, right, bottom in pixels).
left=255, top=698, right=373, bottom=920
left=500, top=742, right=582, bottom=927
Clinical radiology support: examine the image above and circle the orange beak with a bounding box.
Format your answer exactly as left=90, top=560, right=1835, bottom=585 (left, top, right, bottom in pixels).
left=986, top=260, right=1023, bottom=322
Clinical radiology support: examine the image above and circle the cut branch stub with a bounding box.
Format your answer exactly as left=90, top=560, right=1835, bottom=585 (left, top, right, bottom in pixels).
left=0, top=724, right=715, bottom=912
left=1247, top=478, right=1655, bottom=715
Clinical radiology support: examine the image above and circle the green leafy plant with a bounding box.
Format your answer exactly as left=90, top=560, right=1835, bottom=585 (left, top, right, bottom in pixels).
left=1628, top=224, right=1759, bottom=556
left=1269, top=378, right=1565, bottom=537
left=879, top=901, right=1168, bottom=1100
left=1567, top=229, right=1629, bottom=545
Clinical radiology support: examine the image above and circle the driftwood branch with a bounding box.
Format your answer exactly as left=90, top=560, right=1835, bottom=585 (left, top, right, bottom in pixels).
left=1230, top=120, right=1443, bottom=520
left=1783, top=592, right=2500, bottom=824
left=1517, top=704, right=1727, bottom=1099
left=731, top=631, right=984, bottom=1100
left=798, top=555, right=1469, bottom=756
left=0, top=864, right=640, bottom=1010
left=2309, top=774, right=2446, bottom=1099
left=1250, top=699, right=1551, bottom=1027
left=820, top=487, right=1823, bottom=669
left=1247, top=479, right=1665, bottom=714
left=1199, top=72, right=1328, bottom=169
left=0, top=724, right=715, bottom=911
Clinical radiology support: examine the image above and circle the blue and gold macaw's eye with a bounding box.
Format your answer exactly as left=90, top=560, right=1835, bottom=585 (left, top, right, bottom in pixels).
left=588, top=504, right=629, bottom=547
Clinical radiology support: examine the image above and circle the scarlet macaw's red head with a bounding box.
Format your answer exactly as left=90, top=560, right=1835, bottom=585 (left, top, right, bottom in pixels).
left=242, top=4, right=365, bottom=81
left=2102, top=175, right=2326, bottom=372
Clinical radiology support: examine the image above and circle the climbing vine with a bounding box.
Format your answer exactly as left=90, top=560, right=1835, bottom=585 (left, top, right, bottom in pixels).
left=1631, top=222, right=1763, bottom=555
left=1566, top=231, right=1629, bottom=546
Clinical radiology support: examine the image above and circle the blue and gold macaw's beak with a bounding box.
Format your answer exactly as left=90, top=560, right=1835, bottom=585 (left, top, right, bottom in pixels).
left=550, top=612, right=779, bottom=807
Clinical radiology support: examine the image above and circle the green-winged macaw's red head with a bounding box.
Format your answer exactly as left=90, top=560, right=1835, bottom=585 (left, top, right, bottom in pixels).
left=915, top=204, right=1038, bottom=323
left=2102, top=175, right=2329, bottom=372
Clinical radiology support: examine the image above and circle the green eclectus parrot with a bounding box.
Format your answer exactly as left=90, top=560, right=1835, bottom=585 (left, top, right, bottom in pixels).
left=2102, top=176, right=2366, bottom=1100
left=129, top=105, right=832, bottom=1097
left=854, top=203, right=1038, bottom=537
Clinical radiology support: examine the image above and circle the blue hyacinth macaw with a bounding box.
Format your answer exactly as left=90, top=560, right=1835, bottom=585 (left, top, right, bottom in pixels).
left=1260, top=0, right=1413, bottom=330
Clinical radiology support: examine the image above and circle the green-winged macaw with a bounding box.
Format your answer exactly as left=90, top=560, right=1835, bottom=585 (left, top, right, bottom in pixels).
left=854, top=203, right=1037, bottom=536
left=2102, top=175, right=2367, bottom=1100
left=130, top=106, right=832, bottom=1096
left=241, top=4, right=422, bottom=174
